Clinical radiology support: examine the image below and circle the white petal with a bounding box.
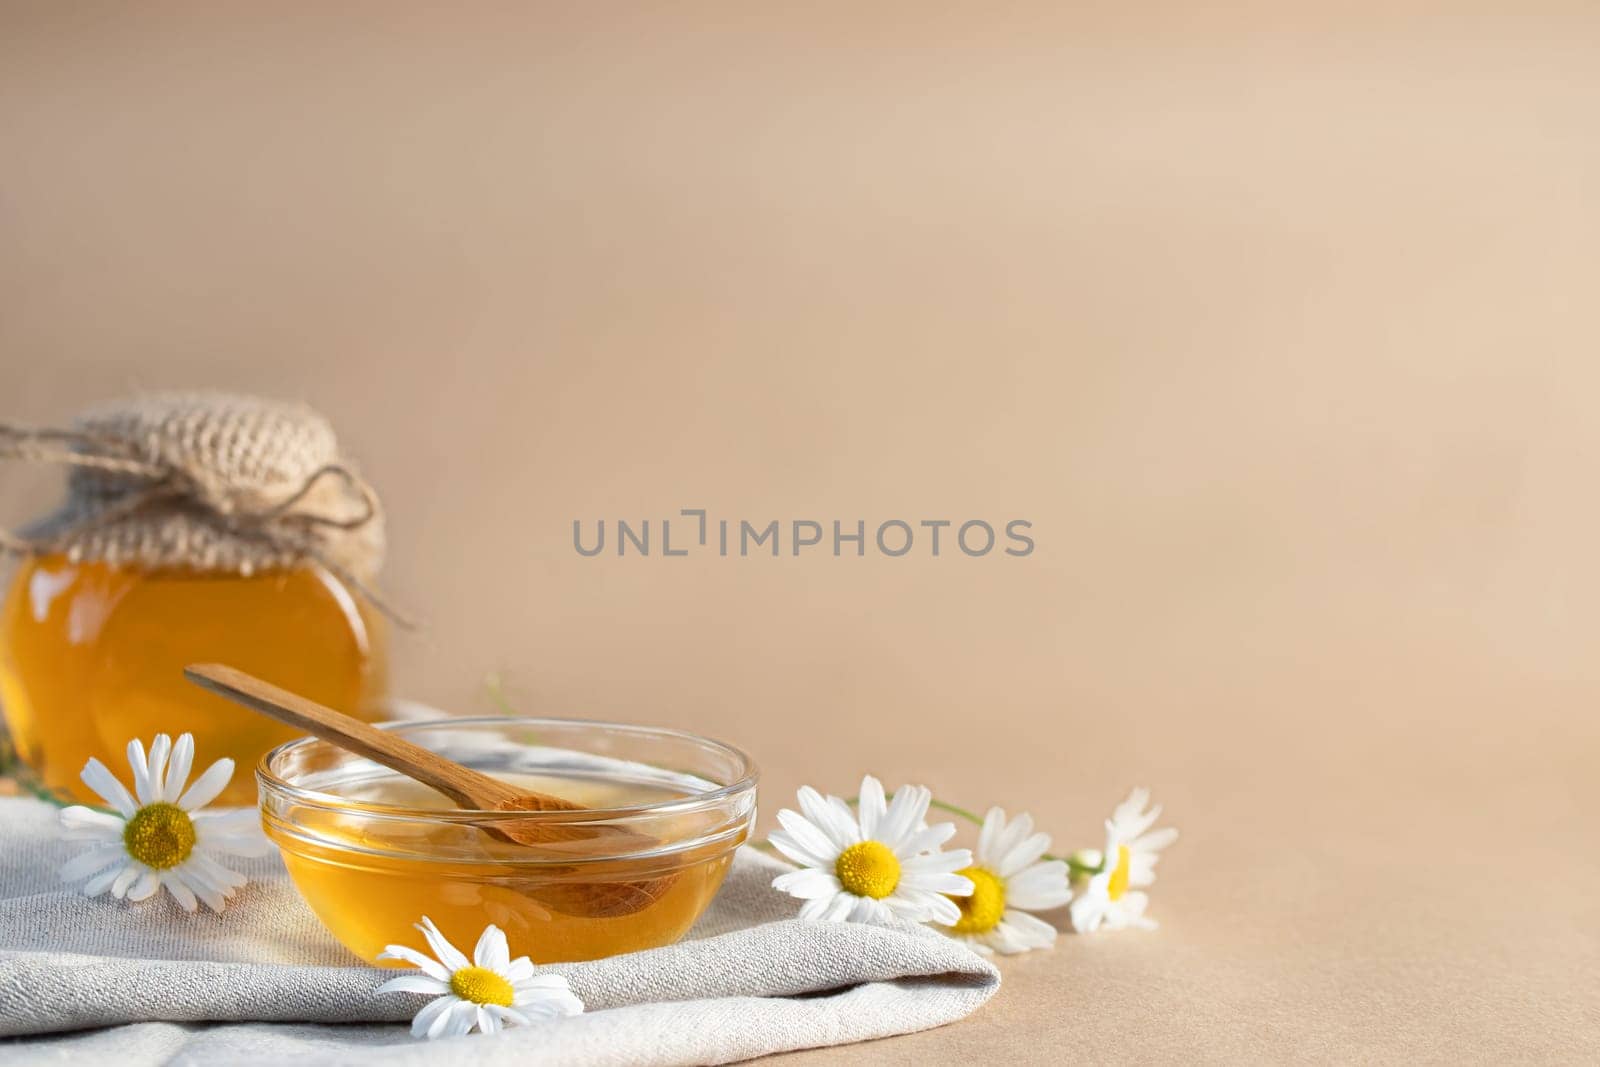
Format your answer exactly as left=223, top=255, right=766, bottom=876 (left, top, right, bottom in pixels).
left=990, top=810, right=1034, bottom=864
left=1106, top=891, right=1154, bottom=929
left=84, top=862, right=133, bottom=897
left=900, top=868, right=974, bottom=896
left=768, top=832, right=829, bottom=871
left=163, top=734, right=195, bottom=803
left=503, top=957, right=535, bottom=983
left=60, top=805, right=125, bottom=837
left=772, top=811, right=839, bottom=866
left=145, top=734, right=173, bottom=804
left=417, top=917, right=470, bottom=971
left=486, top=1005, right=532, bottom=1029
left=473, top=924, right=510, bottom=972
left=174, top=853, right=243, bottom=905
left=410, top=995, right=454, bottom=1039
left=979, top=920, right=1030, bottom=954
left=183, top=851, right=248, bottom=893
left=443, top=1000, right=478, bottom=1037
left=997, top=831, right=1052, bottom=878
left=921, top=892, right=962, bottom=926
left=1117, top=809, right=1161, bottom=840
left=1005, top=861, right=1071, bottom=911
left=901, top=847, right=973, bottom=875
left=161, top=872, right=198, bottom=912
left=977, top=807, right=1007, bottom=866
left=513, top=985, right=584, bottom=1018
left=187, top=877, right=229, bottom=914
left=59, top=844, right=128, bottom=883
left=797, top=787, right=860, bottom=849
left=846, top=895, right=884, bottom=923
left=1132, top=826, right=1179, bottom=854
left=797, top=893, right=840, bottom=920
left=60, top=825, right=124, bottom=844
left=110, top=865, right=142, bottom=898
left=126, top=869, right=161, bottom=901
left=773, top=868, right=842, bottom=900
left=1070, top=894, right=1106, bottom=933
left=80, top=758, right=137, bottom=817
left=857, top=775, right=887, bottom=840
left=1112, top=787, right=1151, bottom=825
left=894, top=822, right=955, bottom=860
left=891, top=888, right=961, bottom=926
left=60, top=831, right=121, bottom=851
left=1000, top=909, right=1059, bottom=949
left=375, top=974, right=449, bottom=996
left=377, top=944, right=452, bottom=982
left=819, top=893, right=855, bottom=921
left=429, top=1000, right=468, bottom=1039
left=875, top=784, right=929, bottom=849
left=194, top=810, right=272, bottom=857
left=476, top=1006, right=498, bottom=1034
left=881, top=892, right=931, bottom=922
left=1113, top=792, right=1161, bottom=839
left=126, top=738, right=153, bottom=805
left=827, top=795, right=862, bottom=841
left=177, top=759, right=234, bottom=811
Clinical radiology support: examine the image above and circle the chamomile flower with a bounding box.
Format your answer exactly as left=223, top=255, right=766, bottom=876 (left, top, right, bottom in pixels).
left=58, top=733, right=268, bottom=913
left=770, top=775, right=974, bottom=925
left=377, top=917, right=583, bottom=1039
left=945, top=807, right=1070, bottom=954
left=1070, top=787, right=1178, bottom=933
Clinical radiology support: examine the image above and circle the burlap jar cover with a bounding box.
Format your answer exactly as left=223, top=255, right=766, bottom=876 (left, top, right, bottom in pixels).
left=0, top=393, right=390, bottom=611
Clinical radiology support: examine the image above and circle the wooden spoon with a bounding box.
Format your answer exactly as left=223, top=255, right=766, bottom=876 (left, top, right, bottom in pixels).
left=184, top=663, right=678, bottom=918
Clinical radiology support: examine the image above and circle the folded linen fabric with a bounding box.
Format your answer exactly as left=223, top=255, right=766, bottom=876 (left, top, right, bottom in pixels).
left=0, top=797, right=999, bottom=1065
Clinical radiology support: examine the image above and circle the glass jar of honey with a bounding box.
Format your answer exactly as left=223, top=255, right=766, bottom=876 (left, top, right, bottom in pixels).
left=0, top=394, right=391, bottom=806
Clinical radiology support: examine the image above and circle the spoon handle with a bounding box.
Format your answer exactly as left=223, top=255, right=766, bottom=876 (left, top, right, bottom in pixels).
left=184, top=662, right=526, bottom=810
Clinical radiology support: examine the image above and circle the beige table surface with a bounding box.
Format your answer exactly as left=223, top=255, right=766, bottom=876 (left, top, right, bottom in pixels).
left=2, top=4, right=1597, bottom=1062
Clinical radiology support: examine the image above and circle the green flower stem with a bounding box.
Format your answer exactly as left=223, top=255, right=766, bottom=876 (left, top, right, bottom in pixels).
left=1067, top=855, right=1103, bottom=878
left=925, top=797, right=986, bottom=827
left=482, top=673, right=549, bottom=750
left=13, top=772, right=87, bottom=810
left=483, top=673, right=516, bottom=715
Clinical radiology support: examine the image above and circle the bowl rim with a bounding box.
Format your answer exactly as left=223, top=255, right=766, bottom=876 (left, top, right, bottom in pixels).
left=256, top=714, right=760, bottom=822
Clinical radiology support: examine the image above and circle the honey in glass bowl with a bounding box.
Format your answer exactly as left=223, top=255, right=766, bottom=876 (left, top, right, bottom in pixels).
left=0, top=554, right=387, bottom=806
left=259, top=718, right=758, bottom=964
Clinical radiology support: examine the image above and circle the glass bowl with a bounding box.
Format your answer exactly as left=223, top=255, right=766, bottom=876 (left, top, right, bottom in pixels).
left=258, top=717, right=758, bottom=964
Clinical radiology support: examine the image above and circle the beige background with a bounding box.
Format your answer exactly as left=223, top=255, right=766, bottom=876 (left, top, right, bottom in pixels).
left=2, top=3, right=1597, bottom=1062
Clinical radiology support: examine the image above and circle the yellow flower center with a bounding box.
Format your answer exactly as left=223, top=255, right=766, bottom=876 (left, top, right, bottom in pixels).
left=1107, top=844, right=1132, bottom=901
left=949, top=866, right=1006, bottom=934
left=834, top=840, right=901, bottom=899
left=448, top=966, right=515, bottom=1007
left=121, top=802, right=196, bottom=870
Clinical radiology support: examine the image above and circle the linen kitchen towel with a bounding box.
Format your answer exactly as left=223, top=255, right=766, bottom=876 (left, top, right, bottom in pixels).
left=0, top=797, right=999, bottom=1065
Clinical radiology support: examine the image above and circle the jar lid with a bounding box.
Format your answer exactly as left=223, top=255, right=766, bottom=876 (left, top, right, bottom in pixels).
left=3, top=391, right=385, bottom=585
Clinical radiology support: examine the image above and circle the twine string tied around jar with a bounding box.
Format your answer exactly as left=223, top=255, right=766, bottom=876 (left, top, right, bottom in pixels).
left=0, top=400, right=411, bottom=627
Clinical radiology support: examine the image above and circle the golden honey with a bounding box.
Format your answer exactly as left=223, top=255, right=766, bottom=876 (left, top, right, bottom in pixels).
left=0, top=554, right=387, bottom=806
left=266, top=773, right=743, bottom=964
